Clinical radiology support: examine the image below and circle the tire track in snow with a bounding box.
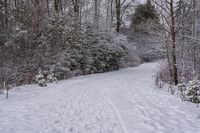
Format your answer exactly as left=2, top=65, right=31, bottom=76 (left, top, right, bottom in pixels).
left=41, top=82, right=122, bottom=133
left=103, top=97, right=129, bottom=133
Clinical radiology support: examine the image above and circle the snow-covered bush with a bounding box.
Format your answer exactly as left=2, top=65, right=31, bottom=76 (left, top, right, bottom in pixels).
left=177, top=77, right=187, bottom=101
left=111, top=33, right=140, bottom=68
left=124, top=8, right=165, bottom=62
left=156, top=64, right=200, bottom=104
left=156, top=61, right=173, bottom=84
left=46, top=66, right=57, bottom=84
left=185, top=77, right=200, bottom=103
left=54, top=63, right=73, bottom=80
left=35, top=68, right=47, bottom=87
left=35, top=66, right=57, bottom=87
left=47, top=26, right=139, bottom=80
left=90, top=31, right=124, bottom=73
left=1, top=9, right=140, bottom=86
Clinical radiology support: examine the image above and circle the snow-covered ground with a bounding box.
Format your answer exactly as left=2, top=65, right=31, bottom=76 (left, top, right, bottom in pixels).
left=0, top=62, right=200, bottom=133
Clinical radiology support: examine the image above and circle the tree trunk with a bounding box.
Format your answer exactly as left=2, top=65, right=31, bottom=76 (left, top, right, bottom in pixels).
left=35, top=0, right=40, bottom=35
left=5, top=0, right=8, bottom=28
left=94, top=0, right=99, bottom=29
left=46, top=0, right=50, bottom=16
left=170, top=0, right=178, bottom=85
left=72, top=0, right=80, bottom=32
left=14, top=0, right=19, bottom=8
left=116, top=0, right=121, bottom=32
left=192, top=0, right=197, bottom=71
left=161, top=0, right=173, bottom=82
left=111, top=0, right=114, bottom=22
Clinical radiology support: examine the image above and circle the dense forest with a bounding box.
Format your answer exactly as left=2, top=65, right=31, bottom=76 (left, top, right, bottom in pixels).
left=0, top=0, right=158, bottom=87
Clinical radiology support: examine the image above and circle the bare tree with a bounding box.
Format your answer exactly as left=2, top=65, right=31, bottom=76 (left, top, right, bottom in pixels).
left=152, top=0, right=198, bottom=85
left=115, top=0, right=121, bottom=32
left=192, top=0, right=197, bottom=71
left=111, top=0, right=114, bottom=22
left=115, top=0, right=135, bottom=32
left=71, top=0, right=80, bottom=31
left=152, top=0, right=179, bottom=85
left=94, top=0, right=99, bottom=28
left=46, top=0, right=50, bottom=16
left=4, top=0, right=8, bottom=28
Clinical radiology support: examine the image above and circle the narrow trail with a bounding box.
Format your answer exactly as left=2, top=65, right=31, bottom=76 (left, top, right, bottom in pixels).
left=0, top=62, right=200, bottom=133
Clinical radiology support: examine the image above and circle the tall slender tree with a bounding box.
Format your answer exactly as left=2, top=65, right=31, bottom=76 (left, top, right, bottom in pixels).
left=4, top=0, right=8, bottom=28
left=115, top=0, right=121, bottom=32
left=152, top=0, right=178, bottom=85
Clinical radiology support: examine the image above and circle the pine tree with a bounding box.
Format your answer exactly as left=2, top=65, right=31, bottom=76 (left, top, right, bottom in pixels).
left=185, top=76, right=200, bottom=103
left=46, top=66, right=57, bottom=83
left=178, top=76, right=187, bottom=101
left=35, top=68, right=47, bottom=87
left=132, top=0, right=159, bottom=25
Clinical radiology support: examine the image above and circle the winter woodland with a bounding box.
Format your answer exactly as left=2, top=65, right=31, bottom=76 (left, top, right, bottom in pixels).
left=0, top=0, right=200, bottom=132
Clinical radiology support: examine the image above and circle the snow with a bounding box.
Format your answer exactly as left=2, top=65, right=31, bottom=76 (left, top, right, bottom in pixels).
left=0, top=62, right=200, bottom=133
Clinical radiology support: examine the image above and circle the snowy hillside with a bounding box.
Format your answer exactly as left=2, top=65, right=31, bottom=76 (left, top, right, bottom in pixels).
left=0, top=62, right=200, bottom=133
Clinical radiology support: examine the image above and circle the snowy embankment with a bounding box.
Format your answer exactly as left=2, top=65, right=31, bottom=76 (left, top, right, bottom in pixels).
left=0, top=62, right=200, bottom=133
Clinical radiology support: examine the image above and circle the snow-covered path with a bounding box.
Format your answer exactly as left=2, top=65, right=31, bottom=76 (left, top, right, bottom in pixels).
left=0, top=62, right=200, bottom=133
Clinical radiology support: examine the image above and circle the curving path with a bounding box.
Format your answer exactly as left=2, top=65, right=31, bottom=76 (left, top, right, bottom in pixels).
left=0, top=62, right=200, bottom=133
